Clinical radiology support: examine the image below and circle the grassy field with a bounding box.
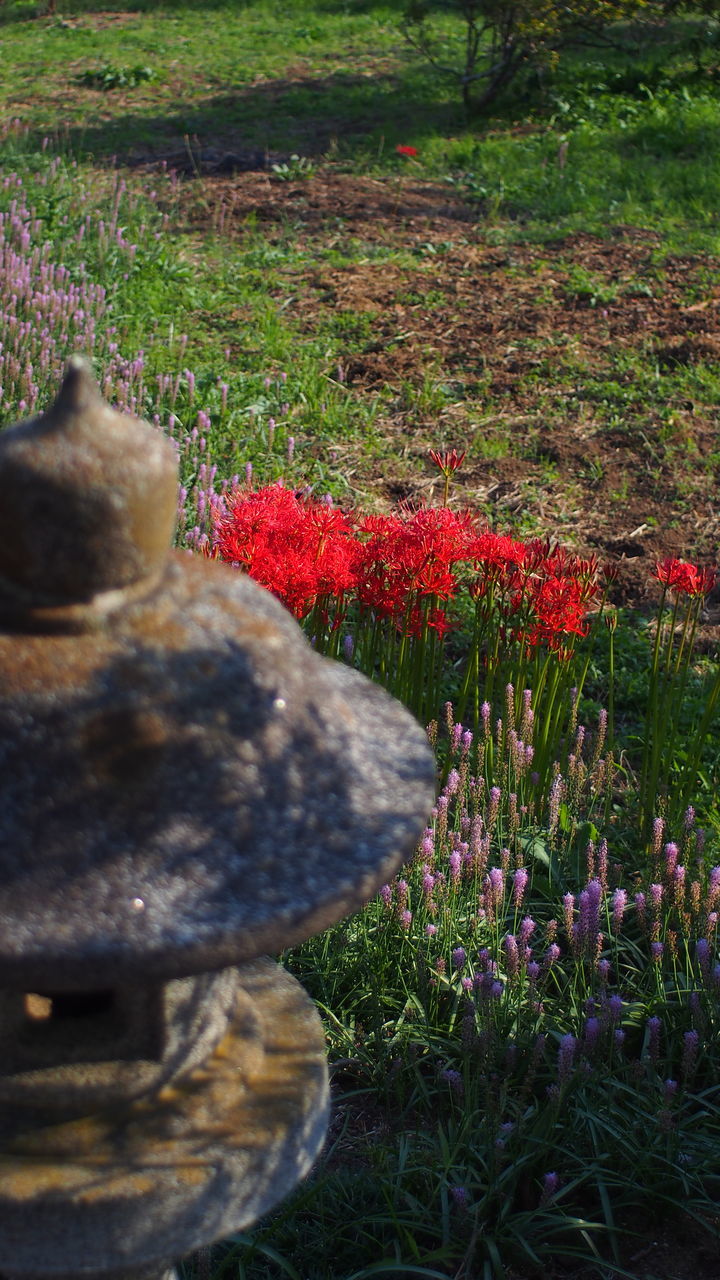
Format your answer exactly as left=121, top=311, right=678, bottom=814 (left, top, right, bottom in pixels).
left=1, top=2, right=719, bottom=1277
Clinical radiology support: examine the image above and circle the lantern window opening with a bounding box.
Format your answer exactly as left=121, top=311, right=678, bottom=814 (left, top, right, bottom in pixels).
left=23, top=989, right=117, bottom=1024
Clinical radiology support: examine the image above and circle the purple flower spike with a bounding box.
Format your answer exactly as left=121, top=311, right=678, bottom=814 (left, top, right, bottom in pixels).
left=488, top=866, right=504, bottom=902
left=607, top=994, right=624, bottom=1022
left=696, top=938, right=711, bottom=981
left=649, top=883, right=663, bottom=915
left=445, top=768, right=461, bottom=796
left=612, top=887, right=627, bottom=933
left=681, top=1030, right=700, bottom=1081
left=519, top=915, right=536, bottom=944
left=664, top=842, right=679, bottom=877
left=452, top=946, right=467, bottom=969
left=513, top=867, right=529, bottom=908
left=583, top=1016, right=600, bottom=1053
left=647, top=1015, right=661, bottom=1065
left=597, top=838, right=609, bottom=891
left=503, top=934, right=520, bottom=979
left=563, top=893, right=575, bottom=942
left=441, top=1069, right=464, bottom=1096
left=635, top=892, right=647, bottom=931
left=488, top=786, right=501, bottom=828
left=549, top=775, right=563, bottom=832
left=557, top=1034, right=577, bottom=1084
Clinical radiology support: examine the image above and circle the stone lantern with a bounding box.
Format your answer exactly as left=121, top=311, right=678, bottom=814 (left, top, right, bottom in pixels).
left=0, top=358, right=436, bottom=1280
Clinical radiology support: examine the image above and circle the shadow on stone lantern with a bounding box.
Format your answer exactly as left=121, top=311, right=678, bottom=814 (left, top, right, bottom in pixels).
left=0, top=357, right=436, bottom=1280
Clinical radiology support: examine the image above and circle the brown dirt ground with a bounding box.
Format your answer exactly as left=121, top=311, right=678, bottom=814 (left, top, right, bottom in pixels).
left=177, top=167, right=720, bottom=615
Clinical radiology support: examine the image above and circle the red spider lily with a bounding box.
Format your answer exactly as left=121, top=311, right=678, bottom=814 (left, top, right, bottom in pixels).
left=602, top=561, right=621, bottom=585
left=466, top=532, right=528, bottom=605
left=404, top=601, right=453, bottom=638
left=469, top=530, right=527, bottom=572
left=429, top=447, right=467, bottom=507
left=214, top=484, right=359, bottom=619
left=523, top=540, right=599, bottom=586
left=428, top=448, right=466, bottom=476
left=524, top=575, right=591, bottom=649
left=396, top=144, right=419, bottom=157
left=355, top=507, right=477, bottom=622
left=214, top=483, right=605, bottom=665
left=653, top=558, right=716, bottom=598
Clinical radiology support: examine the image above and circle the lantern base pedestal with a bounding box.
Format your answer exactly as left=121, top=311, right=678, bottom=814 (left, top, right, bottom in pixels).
left=0, top=960, right=328, bottom=1280
left=2, top=1269, right=177, bottom=1280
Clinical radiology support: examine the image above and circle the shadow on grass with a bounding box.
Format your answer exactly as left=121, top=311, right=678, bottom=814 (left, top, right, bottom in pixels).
left=0, top=0, right=409, bottom=25
left=0, top=0, right=246, bottom=23
left=27, top=70, right=463, bottom=165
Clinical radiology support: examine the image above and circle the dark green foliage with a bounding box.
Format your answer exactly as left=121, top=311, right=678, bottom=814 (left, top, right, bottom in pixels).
left=76, top=62, right=156, bottom=90
left=403, top=0, right=675, bottom=111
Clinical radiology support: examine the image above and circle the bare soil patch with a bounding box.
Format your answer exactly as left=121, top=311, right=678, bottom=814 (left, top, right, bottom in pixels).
left=181, top=168, right=720, bottom=611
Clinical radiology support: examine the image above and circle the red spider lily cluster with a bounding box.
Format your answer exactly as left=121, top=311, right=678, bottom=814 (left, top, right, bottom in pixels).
left=395, top=144, right=419, bottom=158
left=212, top=484, right=358, bottom=620
left=213, top=483, right=609, bottom=652
left=653, top=558, right=717, bottom=598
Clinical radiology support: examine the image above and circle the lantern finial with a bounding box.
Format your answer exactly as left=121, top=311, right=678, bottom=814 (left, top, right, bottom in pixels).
left=0, top=356, right=178, bottom=606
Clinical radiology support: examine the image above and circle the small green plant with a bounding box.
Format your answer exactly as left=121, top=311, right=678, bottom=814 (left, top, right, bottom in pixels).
left=76, top=63, right=156, bottom=92
left=271, top=154, right=316, bottom=181
left=564, top=264, right=620, bottom=307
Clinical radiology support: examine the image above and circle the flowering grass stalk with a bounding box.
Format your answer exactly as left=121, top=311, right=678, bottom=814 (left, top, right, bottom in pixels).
left=639, top=558, right=719, bottom=836
left=285, top=696, right=719, bottom=1272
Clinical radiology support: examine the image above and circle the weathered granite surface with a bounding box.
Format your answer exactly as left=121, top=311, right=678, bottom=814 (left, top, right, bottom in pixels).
left=0, top=358, right=437, bottom=990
